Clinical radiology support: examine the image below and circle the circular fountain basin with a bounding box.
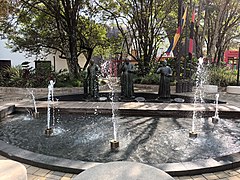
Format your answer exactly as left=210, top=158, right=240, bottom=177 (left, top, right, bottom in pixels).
left=0, top=112, right=239, bottom=167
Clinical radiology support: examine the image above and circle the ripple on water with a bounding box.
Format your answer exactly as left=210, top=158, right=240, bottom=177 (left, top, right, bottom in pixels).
left=0, top=112, right=239, bottom=165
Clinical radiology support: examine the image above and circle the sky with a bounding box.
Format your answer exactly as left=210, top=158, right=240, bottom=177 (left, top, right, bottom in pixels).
left=0, top=39, right=35, bottom=68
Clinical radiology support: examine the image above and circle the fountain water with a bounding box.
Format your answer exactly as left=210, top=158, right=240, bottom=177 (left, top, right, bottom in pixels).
left=189, top=57, right=207, bottom=138
left=212, top=93, right=220, bottom=124
left=101, top=61, right=119, bottom=150
left=1, top=113, right=239, bottom=166
left=26, top=88, right=39, bottom=118
left=45, top=80, right=55, bottom=136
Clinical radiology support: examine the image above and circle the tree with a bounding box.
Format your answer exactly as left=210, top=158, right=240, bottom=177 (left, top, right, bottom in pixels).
left=0, top=0, right=16, bottom=19
left=92, top=25, right=124, bottom=61
left=1, top=0, right=108, bottom=79
left=97, top=0, right=175, bottom=75
left=210, top=0, right=240, bottom=65
left=195, top=0, right=240, bottom=64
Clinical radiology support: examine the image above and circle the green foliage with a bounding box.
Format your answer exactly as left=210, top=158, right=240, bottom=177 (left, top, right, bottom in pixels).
left=134, top=62, right=161, bottom=85
left=54, top=69, right=83, bottom=87
left=98, top=0, right=176, bottom=74
left=0, top=66, right=84, bottom=88
left=93, top=26, right=123, bottom=59
left=2, top=0, right=111, bottom=79
left=136, top=73, right=159, bottom=85
left=1, top=66, right=26, bottom=87
left=208, top=66, right=238, bottom=86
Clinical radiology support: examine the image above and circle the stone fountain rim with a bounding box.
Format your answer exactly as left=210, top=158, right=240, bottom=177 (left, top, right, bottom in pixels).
left=0, top=139, right=239, bottom=176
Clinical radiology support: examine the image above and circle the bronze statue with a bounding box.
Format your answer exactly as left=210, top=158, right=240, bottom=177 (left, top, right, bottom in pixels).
left=120, top=58, right=135, bottom=98
left=156, top=60, right=172, bottom=98
left=87, top=60, right=100, bottom=99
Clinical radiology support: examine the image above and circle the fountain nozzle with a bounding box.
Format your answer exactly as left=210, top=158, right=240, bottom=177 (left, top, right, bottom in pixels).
left=110, top=140, right=119, bottom=151
left=189, top=131, right=197, bottom=138
left=33, top=112, right=39, bottom=118
left=45, top=128, right=53, bottom=136
left=212, top=117, right=219, bottom=124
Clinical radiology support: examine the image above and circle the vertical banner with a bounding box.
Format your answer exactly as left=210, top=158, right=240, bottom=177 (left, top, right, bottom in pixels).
left=166, top=7, right=188, bottom=56
left=188, top=8, right=195, bottom=60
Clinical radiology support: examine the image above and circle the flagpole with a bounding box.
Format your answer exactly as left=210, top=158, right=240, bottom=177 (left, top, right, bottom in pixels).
left=237, top=46, right=240, bottom=85
left=183, top=2, right=189, bottom=80
left=176, top=0, right=183, bottom=93
left=189, top=3, right=195, bottom=88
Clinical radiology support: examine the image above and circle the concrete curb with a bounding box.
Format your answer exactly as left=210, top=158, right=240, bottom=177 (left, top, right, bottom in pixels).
left=0, top=140, right=239, bottom=176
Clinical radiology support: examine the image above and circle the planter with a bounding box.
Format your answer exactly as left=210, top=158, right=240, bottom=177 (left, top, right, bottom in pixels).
left=227, top=86, right=240, bottom=94
left=175, top=81, right=183, bottom=93
left=203, top=85, right=218, bottom=94
left=182, top=81, right=188, bottom=92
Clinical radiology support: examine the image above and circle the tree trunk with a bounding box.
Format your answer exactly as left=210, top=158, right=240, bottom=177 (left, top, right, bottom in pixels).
left=196, top=0, right=209, bottom=58
left=65, top=3, right=81, bottom=80
left=209, top=2, right=225, bottom=64
left=65, top=50, right=80, bottom=80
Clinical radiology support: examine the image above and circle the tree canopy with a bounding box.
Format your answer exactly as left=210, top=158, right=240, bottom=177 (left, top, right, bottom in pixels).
left=195, top=0, right=240, bottom=62
left=96, top=0, right=176, bottom=74
left=1, top=0, right=109, bottom=79
left=0, top=0, right=239, bottom=80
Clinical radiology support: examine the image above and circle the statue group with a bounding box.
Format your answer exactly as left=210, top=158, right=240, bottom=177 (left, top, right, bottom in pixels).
left=85, top=59, right=172, bottom=100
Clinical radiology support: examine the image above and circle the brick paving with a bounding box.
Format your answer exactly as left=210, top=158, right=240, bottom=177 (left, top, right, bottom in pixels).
left=1, top=155, right=239, bottom=179
left=0, top=85, right=240, bottom=179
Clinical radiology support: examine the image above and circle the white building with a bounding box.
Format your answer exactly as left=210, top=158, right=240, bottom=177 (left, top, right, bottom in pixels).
left=0, top=39, right=35, bottom=67
left=0, top=38, right=87, bottom=72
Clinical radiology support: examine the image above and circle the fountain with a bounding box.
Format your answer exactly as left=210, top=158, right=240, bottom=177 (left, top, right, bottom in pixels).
left=189, top=56, right=207, bottom=138
left=0, top=58, right=240, bottom=176
left=45, top=80, right=55, bottom=136
left=26, top=88, right=39, bottom=118
left=0, top=113, right=239, bottom=165
left=211, top=93, right=220, bottom=124
left=101, top=61, right=119, bottom=151
left=109, top=93, right=119, bottom=151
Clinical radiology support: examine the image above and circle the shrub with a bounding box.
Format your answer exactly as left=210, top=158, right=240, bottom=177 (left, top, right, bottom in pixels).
left=0, top=66, right=84, bottom=88
left=208, top=66, right=238, bottom=86
left=137, top=73, right=159, bottom=85
left=1, top=66, right=26, bottom=87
